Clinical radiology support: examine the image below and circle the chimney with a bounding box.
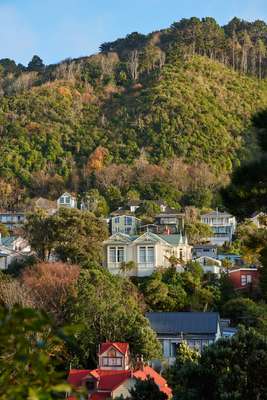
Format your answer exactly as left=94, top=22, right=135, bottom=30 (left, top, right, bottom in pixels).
left=136, top=355, right=144, bottom=371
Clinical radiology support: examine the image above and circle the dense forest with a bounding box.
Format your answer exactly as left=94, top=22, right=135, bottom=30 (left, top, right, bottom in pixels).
left=0, top=17, right=267, bottom=212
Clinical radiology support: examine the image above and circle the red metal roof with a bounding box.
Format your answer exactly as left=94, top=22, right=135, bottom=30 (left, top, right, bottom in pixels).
left=68, top=369, right=90, bottom=386
left=68, top=367, right=172, bottom=399
left=133, top=366, right=172, bottom=397
left=99, top=342, right=129, bottom=355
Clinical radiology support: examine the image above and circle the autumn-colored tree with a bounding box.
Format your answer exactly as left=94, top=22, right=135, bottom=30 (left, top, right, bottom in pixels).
left=0, top=274, right=33, bottom=309
left=21, top=262, right=80, bottom=325
left=85, top=146, right=109, bottom=175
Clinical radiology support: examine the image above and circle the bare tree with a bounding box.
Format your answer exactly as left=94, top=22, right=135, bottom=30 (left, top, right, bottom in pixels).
left=127, top=50, right=139, bottom=81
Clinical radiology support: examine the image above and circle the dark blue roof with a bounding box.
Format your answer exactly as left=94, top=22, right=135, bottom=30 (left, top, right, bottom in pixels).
left=146, top=312, right=220, bottom=335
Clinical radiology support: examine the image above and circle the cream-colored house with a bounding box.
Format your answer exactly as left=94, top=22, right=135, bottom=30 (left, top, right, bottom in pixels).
left=103, top=231, right=192, bottom=277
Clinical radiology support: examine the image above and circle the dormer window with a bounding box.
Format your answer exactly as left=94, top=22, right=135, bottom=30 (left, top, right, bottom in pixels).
left=102, top=353, right=123, bottom=367
left=101, top=347, right=124, bottom=368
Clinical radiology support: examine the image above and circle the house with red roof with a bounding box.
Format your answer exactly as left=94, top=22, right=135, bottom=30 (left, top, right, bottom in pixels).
left=67, top=342, right=172, bottom=399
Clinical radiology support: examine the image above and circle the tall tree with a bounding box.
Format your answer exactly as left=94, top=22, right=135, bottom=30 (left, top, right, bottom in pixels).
left=28, top=55, right=45, bottom=72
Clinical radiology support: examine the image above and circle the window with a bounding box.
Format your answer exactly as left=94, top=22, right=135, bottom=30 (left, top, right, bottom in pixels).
left=241, top=274, right=252, bottom=286
left=241, top=275, right=247, bottom=286
left=147, top=247, right=154, bottom=263
left=117, top=247, right=124, bottom=262
left=138, top=246, right=155, bottom=264
left=125, top=216, right=132, bottom=225
left=170, top=343, right=179, bottom=357
left=109, top=247, right=125, bottom=263
left=179, top=249, right=183, bottom=260
left=60, top=197, right=64, bottom=204
left=65, top=196, right=71, bottom=204
left=109, top=247, right=116, bottom=262
left=114, top=217, right=120, bottom=224
left=139, top=247, right=146, bottom=263
left=102, top=357, right=122, bottom=367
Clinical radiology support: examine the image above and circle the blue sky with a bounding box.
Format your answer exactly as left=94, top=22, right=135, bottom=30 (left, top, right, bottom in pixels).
left=0, top=0, right=266, bottom=65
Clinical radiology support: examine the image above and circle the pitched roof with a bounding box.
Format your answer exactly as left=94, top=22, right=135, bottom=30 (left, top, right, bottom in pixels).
left=99, top=342, right=129, bottom=355
left=146, top=312, right=220, bottom=335
left=201, top=210, right=233, bottom=218
left=68, top=369, right=90, bottom=386
left=158, top=234, right=186, bottom=246
left=68, top=367, right=172, bottom=399
left=133, top=366, right=172, bottom=397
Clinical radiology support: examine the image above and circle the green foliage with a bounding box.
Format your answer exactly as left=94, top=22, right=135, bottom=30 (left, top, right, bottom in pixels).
left=185, top=221, right=213, bottom=244
left=0, top=223, right=9, bottom=237
left=167, top=327, right=267, bottom=400
left=135, top=200, right=161, bottom=223
left=67, top=268, right=162, bottom=367
left=0, top=306, right=70, bottom=400
left=221, top=297, right=267, bottom=335
left=139, top=267, right=216, bottom=312
left=223, top=109, right=267, bottom=218
left=81, top=189, right=109, bottom=217
left=129, top=376, right=168, bottom=400
left=24, top=208, right=108, bottom=265
left=28, top=55, right=45, bottom=72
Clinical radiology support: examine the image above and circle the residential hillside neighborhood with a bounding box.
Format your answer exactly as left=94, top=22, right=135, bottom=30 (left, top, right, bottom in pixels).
left=1, top=7, right=267, bottom=399
left=0, top=192, right=260, bottom=287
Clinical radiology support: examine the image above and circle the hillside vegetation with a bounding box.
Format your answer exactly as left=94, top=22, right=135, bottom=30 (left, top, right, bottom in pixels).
left=0, top=17, right=267, bottom=210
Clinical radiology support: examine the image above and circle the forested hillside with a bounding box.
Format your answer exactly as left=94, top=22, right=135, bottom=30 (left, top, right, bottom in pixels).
left=0, top=17, right=267, bottom=211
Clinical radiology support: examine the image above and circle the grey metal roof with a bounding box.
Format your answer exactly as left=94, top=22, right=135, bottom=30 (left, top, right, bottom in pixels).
left=146, top=312, right=220, bottom=335
left=201, top=211, right=233, bottom=218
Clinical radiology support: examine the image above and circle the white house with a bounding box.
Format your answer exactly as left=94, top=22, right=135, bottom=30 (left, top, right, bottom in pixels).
left=0, top=236, right=31, bottom=270
left=200, top=210, right=236, bottom=245
left=195, top=256, right=222, bottom=276
left=249, top=212, right=267, bottom=228
left=57, top=192, right=77, bottom=209
left=103, top=231, right=192, bottom=277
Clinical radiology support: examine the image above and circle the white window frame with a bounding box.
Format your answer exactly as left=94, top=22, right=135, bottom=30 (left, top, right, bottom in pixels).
left=138, top=246, right=155, bottom=265
left=108, top=246, right=125, bottom=263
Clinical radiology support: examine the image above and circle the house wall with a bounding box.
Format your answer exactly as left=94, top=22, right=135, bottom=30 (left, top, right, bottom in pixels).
left=111, top=216, right=140, bottom=235
left=112, top=378, right=136, bottom=399
left=159, top=335, right=217, bottom=365
left=201, top=215, right=236, bottom=245
left=57, top=194, right=77, bottom=209
left=104, top=237, right=192, bottom=277
left=193, top=247, right=217, bottom=258
left=99, top=348, right=129, bottom=371
left=229, top=269, right=259, bottom=289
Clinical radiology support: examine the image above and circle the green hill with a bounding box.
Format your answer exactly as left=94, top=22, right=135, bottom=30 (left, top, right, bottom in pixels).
left=0, top=17, right=267, bottom=209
